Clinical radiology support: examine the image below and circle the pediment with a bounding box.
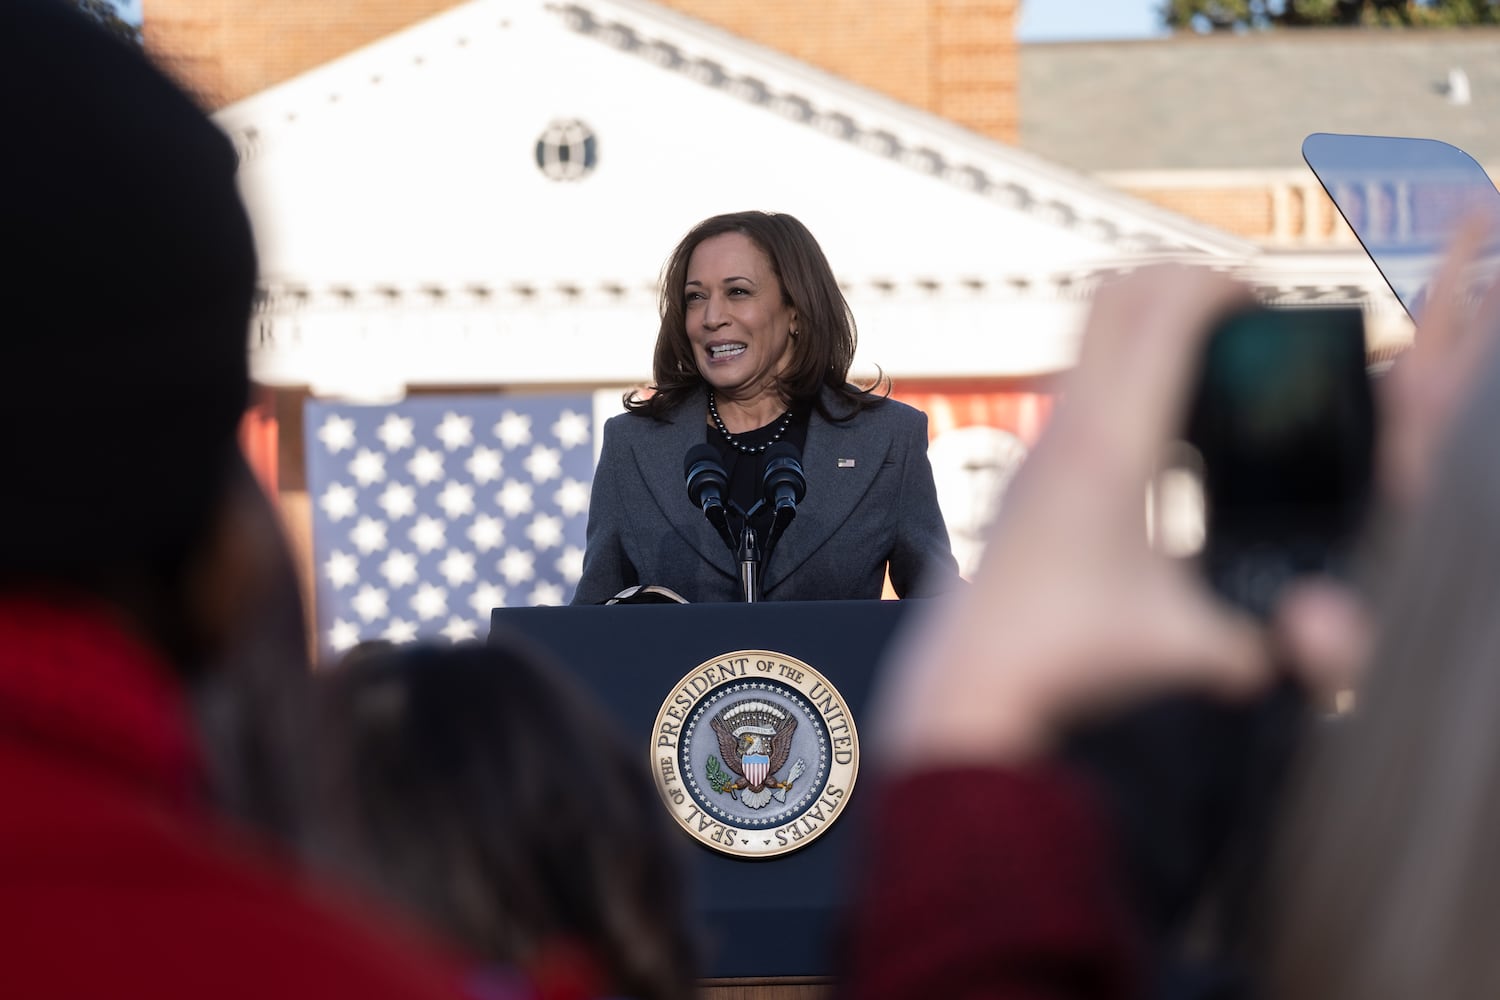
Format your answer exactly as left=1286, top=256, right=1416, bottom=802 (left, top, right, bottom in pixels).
left=216, top=1, right=1415, bottom=392
left=217, top=0, right=1254, bottom=297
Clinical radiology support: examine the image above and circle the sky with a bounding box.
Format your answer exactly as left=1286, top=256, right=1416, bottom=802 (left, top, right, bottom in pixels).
left=1017, top=0, right=1169, bottom=43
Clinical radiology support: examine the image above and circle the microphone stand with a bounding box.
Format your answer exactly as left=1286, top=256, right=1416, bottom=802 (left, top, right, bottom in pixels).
left=736, top=521, right=761, bottom=603
left=685, top=444, right=798, bottom=603
left=704, top=501, right=737, bottom=552
left=765, top=503, right=796, bottom=554
left=730, top=484, right=798, bottom=604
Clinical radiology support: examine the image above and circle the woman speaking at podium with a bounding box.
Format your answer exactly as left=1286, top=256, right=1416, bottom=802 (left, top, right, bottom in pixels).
left=572, top=211, right=961, bottom=605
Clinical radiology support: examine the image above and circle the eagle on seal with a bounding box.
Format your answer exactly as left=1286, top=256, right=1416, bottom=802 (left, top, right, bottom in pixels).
left=710, top=700, right=798, bottom=809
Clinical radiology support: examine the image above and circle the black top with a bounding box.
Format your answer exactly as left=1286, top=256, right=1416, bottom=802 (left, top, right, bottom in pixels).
left=707, top=407, right=811, bottom=541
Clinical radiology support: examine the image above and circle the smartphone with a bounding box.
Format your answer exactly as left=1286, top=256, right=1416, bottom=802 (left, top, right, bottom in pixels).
left=1181, top=305, right=1375, bottom=618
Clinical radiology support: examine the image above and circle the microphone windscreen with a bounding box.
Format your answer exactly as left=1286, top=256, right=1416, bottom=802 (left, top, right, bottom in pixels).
left=763, top=441, right=801, bottom=465
left=684, top=443, right=721, bottom=478
left=762, top=442, right=807, bottom=504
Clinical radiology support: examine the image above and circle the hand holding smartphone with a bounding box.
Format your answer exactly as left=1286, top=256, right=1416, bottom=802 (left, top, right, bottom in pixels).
left=1181, top=305, right=1375, bottom=619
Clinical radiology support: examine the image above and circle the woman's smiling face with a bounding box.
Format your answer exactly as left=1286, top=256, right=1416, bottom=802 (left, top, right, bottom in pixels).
left=684, top=232, right=798, bottom=407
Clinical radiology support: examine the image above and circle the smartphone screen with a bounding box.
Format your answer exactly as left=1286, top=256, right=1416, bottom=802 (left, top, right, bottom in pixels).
left=1302, top=133, right=1500, bottom=319
left=1182, top=306, right=1375, bottom=617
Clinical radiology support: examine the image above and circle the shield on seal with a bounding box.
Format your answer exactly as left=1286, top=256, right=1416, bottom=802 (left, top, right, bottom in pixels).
left=743, top=753, right=770, bottom=788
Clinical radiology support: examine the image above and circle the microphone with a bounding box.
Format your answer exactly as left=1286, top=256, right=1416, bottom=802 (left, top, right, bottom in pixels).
left=685, top=444, right=728, bottom=517
left=762, top=441, right=807, bottom=514
left=686, top=444, right=736, bottom=552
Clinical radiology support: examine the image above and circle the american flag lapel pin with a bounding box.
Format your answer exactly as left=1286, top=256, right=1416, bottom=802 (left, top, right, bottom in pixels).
left=837, top=458, right=856, bottom=468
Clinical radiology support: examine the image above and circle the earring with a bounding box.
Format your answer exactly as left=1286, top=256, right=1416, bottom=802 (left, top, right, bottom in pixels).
left=790, top=328, right=799, bottom=338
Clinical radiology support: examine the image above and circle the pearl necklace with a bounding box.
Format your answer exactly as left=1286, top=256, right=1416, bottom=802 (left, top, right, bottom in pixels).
left=707, top=391, right=794, bottom=455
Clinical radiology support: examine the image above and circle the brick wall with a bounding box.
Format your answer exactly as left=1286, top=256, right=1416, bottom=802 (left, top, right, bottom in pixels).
left=1119, top=181, right=1358, bottom=246
left=1123, top=185, right=1274, bottom=240
left=146, top=0, right=1021, bottom=142
left=145, top=0, right=459, bottom=107
left=656, top=0, right=1020, bottom=143
left=932, top=0, right=1019, bottom=142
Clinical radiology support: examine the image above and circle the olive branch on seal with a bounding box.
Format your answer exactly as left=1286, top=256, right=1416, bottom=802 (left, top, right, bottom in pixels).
left=705, top=755, right=733, bottom=794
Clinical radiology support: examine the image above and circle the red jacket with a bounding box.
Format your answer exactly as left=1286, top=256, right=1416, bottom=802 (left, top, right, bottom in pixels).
left=0, top=599, right=506, bottom=1000
left=840, top=765, right=1142, bottom=1000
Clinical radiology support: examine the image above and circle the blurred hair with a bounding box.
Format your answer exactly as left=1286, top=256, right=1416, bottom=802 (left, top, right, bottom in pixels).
left=308, top=640, right=698, bottom=1000
left=628, top=210, right=887, bottom=421
left=189, top=462, right=317, bottom=839
left=1268, top=335, right=1500, bottom=999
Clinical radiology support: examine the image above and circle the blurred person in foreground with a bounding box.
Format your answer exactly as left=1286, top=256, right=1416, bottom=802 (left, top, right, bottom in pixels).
left=838, top=227, right=1500, bottom=999
left=0, top=3, right=510, bottom=996
left=308, top=641, right=698, bottom=1000
left=1264, top=226, right=1500, bottom=1000
left=573, top=210, right=960, bottom=604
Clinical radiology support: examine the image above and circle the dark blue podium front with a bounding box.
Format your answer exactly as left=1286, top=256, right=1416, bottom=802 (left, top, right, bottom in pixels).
left=488, top=599, right=914, bottom=979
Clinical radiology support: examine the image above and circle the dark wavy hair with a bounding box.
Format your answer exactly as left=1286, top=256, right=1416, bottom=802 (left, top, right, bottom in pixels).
left=626, top=210, right=887, bottom=421
left=307, top=640, right=698, bottom=1000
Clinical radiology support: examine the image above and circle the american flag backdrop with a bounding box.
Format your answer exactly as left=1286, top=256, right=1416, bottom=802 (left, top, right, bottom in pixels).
left=305, top=394, right=595, bottom=661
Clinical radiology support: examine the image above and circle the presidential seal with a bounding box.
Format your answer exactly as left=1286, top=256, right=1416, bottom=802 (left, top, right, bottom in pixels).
left=651, top=650, right=859, bottom=859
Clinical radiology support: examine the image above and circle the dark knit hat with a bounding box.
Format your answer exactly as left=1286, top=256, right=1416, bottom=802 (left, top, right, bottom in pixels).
left=0, top=0, right=256, bottom=573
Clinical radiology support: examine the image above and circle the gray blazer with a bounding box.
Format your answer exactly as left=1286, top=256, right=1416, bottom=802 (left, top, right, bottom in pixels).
left=572, top=389, right=961, bottom=604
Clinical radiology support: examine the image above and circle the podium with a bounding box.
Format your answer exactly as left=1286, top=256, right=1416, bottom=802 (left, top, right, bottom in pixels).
left=488, top=599, right=915, bottom=988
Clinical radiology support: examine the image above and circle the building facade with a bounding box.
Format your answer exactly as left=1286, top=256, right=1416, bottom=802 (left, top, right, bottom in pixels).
left=142, top=0, right=1411, bottom=645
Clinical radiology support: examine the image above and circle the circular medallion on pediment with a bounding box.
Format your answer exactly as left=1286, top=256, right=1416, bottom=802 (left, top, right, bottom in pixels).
left=535, top=118, right=598, bottom=181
